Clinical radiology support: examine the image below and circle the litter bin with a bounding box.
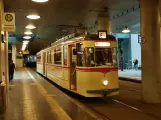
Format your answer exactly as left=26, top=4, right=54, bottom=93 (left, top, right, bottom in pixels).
left=0, top=82, right=7, bottom=111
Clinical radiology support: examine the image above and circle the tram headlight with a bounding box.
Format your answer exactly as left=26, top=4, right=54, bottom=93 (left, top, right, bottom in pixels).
left=103, top=80, right=108, bottom=86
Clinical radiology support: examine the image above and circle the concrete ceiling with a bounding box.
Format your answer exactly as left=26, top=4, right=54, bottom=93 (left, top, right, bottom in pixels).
left=4, top=0, right=140, bottom=54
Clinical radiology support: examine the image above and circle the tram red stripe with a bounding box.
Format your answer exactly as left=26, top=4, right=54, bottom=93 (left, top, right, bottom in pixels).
left=46, top=64, right=70, bottom=68
left=76, top=67, right=118, bottom=73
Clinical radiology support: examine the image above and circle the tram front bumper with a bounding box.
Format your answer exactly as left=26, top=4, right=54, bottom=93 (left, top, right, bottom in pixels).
left=86, top=88, right=119, bottom=95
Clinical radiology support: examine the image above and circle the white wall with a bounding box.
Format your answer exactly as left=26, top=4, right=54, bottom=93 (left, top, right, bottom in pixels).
left=131, top=34, right=141, bottom=66
left=12, top=44, right=16, bottom=66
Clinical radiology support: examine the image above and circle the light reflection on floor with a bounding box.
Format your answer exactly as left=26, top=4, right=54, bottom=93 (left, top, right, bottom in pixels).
left=118, top=69, right=141, bottom=80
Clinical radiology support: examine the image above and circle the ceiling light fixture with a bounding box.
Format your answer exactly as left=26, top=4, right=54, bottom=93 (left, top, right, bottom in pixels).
left=25, top=25, right=36, bottom=29
left=26, top=15, right=40, bottom=19
left=31, top=0, right=49, bottom=3
left=24, top=31, right=33, bottom=35
left=23, top=36, right=31, bottom=39
left=23, top=40, right=30, bottom=44
left=122, top=26, right=130, bottom=33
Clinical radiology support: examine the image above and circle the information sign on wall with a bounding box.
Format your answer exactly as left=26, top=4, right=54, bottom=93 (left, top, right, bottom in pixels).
left=3, top=13, right=15, bottom=32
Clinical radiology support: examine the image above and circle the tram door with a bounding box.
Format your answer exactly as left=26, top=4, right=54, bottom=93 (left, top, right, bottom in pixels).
left=69, top=45, right=77, bottom=90
left=43, top=52, right=46, bottom=75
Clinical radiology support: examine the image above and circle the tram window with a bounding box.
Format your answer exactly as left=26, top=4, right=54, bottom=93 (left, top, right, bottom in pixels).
left=76, top=43, right=83, bottom=66
left=95, top=48, right=112, bottom=66
left=63, top=46, right=67, bottom=65
left=112, top=48, right=118, bottom=66
left=76, top=43, right=83, bottom=52
left=54, top=52, right=62, bottom=64
left=47, top=51, right=51, bottom=63
left=36, top=55, right=41, bottom=62
left=73, top=49, right=77, bottom=55
left=77, top=47, right=94, bottom=67
left=47, top=52, right=49, bottom=63
left=51, top=50, right=54, bottom=64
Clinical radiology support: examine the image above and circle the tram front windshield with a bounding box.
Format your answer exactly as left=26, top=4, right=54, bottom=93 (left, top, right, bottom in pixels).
left=77, top=47, right=117, bottom=67
left=95, top=48, right=112, bottom=66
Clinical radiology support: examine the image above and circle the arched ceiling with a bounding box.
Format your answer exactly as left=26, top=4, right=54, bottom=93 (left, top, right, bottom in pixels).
left=4, top=0, right=140, bottom=54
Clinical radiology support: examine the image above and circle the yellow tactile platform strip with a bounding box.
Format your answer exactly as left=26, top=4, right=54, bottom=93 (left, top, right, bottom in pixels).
left=27, top=69, right=72, bottom=120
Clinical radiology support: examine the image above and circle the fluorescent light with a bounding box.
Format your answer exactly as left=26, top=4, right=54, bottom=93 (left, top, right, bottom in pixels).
left=23, top=41, right=30, bottom=44
left=22, top=44, right=27, bottom=51
left=23, top=40, right=30, bottom=43
left=24, top=31, right=33, bottom=35
left=26, top=15, right=40, bottom=19
left=23, top=36, right=31, bottom=39
left=25, top=25, right=36, bottom=29
left=31, top=0, right=49, bottom=2
left=122, top=26, right=130, bottom=33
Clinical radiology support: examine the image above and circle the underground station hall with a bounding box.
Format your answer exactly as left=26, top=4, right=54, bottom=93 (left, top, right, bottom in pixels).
left=0, top=0, right=161, bottom=120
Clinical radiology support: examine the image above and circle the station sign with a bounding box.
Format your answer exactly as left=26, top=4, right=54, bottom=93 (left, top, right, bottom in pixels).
left=98, top=30, right=107, bottom=39
left=95, top=42, right=111, bottom=47
left=3, top=13, right=15, bottom=32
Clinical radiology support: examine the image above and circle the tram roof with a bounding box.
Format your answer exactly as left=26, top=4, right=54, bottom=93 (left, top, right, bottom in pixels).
left=51, top=33, right=116, bottom=47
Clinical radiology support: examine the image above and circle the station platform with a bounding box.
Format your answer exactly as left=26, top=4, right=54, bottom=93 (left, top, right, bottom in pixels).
left=0, top=68, right=161, bottom=120
left=0, top=68, right=100, bottom=120
left=119, top=69, right=141, bottom=83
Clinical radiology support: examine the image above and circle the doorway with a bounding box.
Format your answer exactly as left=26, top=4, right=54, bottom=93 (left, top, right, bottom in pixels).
left=69, top=45, right=77, bottom=90
left=43, top=52, right=46, bottom=75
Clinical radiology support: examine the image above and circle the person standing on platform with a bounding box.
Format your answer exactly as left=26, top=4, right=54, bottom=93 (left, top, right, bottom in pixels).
left=9, top=60, right=15, bottom=80
left=133, top=59, right=138, bottom=70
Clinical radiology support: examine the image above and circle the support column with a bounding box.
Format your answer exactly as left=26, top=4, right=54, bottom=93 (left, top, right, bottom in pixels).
left=140, top=0, right=161, bottom=103
left=5, top=31, right=9, bottom=90
left=12, top=44, right=16, bottom=65
left=98, top=15, right=111, bottom=34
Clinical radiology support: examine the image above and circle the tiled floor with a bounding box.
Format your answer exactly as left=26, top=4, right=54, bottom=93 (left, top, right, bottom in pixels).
left=0, top=68, right=100, bottom=120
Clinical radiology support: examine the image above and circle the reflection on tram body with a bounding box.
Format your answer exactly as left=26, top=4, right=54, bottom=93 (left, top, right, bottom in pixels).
left=36, top=33, right=119, bottom=97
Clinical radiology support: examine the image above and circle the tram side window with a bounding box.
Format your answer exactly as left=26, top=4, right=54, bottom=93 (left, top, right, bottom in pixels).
left=112, top=47, right=117, bottom=66
left=47, top=51, right=51, bottom=63
left=76, top=43, right=83, bottom=66
left=84, top=48, right=94, bottom=67
left=55, top=52, right=61, bottom=64
left=77, top=46, right=94, bottom=67
left=63, top=46, right=67, bottom=65
left=95, top=48, right=112, bottom=66
left=49, top=51, right=52, bottom=63
left=36, top=55, right=41, bottom=62
left=47, top=52, right=49, bottom=63
left=54, top=48, right=62, bottom=64
left=51, top=50, right=54, bottom=64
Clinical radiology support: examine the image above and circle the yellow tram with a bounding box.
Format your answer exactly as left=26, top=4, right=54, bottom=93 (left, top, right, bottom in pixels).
left=36, top=33, right=119, bottom=97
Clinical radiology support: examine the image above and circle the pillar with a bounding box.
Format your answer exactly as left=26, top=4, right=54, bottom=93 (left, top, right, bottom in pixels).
left=140, top=0, right=161, bottom=103
left=0, top=0, right=7, bottom=111
left=12, top=44, right=16, bottom=65
left=98, top=15, right=111, bottom=34
left=5, top=31, right=9, bottom=90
